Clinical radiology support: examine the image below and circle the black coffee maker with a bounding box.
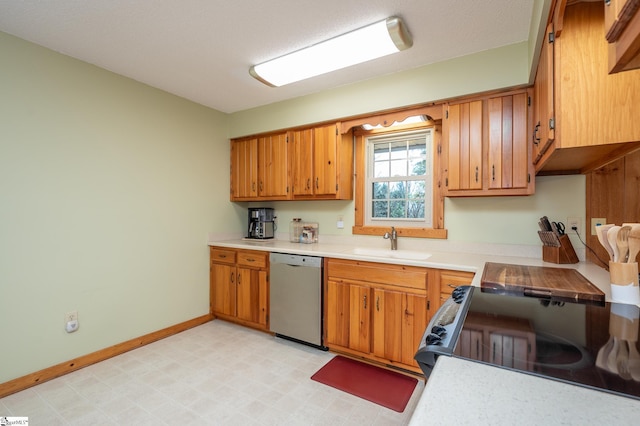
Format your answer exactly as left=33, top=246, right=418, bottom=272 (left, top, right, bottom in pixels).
left=247, top=208, right=275, bottom=239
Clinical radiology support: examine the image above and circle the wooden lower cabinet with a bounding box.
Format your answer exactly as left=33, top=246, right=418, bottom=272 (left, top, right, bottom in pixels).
left=210, top=247, right=269, bottom=331
left=325, top=258, right=432, bottom=373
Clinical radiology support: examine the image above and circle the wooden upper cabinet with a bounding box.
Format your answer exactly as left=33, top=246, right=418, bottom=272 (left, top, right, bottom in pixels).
left=605, top=0, right=640, bottom=73
left=230, top=132, right=289, bottom=201
left=290, top=123, right=354, bottom=200
left=257, top=132, right=289, bottom=198
left=533, top=22, right=555, bottom=163
left=487, top=93, right=529, bottom=191
left=443, top=89, right=533, bottom=197
left=445, top=101, right=483, bottom=192
left=313, top=124, right=339, bottom=196
left=291, top=128, right=314, bottom=196
left=230, top=138, right=258, bottom=199
left=535, top=2, right=640, bottom=174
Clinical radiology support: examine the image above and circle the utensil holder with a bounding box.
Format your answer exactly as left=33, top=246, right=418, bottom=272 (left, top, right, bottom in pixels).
left=609, top=261, right=640, bottom=305
left=542, top=234, right=579, bottom=264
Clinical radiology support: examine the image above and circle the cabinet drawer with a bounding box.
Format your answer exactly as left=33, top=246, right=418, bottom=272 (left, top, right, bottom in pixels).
left=237, top=250, right=268, bottom=268
left=210, top=248, right=236, bottom=264
left=440, top=270, right=474, bottom=295
left=327, top=258, right=428, bottom=291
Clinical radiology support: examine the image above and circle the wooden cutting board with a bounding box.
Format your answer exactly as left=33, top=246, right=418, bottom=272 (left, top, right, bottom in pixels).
left=481, top=262, right=605, bottom=304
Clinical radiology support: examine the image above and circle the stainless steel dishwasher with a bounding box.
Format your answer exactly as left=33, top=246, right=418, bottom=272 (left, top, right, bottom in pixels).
left=269, top=252, right=326, bottom=349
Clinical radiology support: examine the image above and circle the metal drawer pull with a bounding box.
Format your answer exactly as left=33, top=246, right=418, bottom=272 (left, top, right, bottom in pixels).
left=363, top=295, right=367, bottom=309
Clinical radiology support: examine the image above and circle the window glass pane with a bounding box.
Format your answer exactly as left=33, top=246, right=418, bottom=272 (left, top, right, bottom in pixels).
left=407, top=181, right=425, bottom=198
left=374, top=144, right=389, bottom=161
left=390, top=141, right=407, bottom=159
left=389, top=200, right=406, bottom=218
left=372, top=201, right=388, bottom=218
left=372, top=182, right=388, bottom=199
left=407, top=200, right=425, bottom=219
left=409, top=158, right=426, bottom=176
left=374, top=160, right=389, bottom=178
left=390, top=159, right=406, bottom=177
left=389, top=181, right=406, bottom=199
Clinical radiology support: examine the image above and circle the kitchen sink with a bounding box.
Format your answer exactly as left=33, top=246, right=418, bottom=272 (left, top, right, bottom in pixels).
left=349, top=247, right=431, bottom=261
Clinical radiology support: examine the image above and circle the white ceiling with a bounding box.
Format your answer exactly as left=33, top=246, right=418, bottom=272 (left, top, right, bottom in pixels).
left=0, top=1, right=538, bottom=114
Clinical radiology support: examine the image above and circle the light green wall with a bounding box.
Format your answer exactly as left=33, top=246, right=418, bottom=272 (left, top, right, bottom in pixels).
left=0, top=31, right=236, bottom=383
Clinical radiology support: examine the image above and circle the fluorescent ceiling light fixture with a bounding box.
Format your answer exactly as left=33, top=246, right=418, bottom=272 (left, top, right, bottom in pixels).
left=362, top=115, right=428, bottom=130
left=250, top=16, right=412, bottom=87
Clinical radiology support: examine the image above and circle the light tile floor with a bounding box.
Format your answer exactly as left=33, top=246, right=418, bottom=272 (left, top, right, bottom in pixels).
left=1, top=320, right=424, bottom=425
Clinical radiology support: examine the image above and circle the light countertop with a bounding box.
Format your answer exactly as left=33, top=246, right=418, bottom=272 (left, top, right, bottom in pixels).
left=409, top=356, right=640, bottom=425
left=208, top=237, right=613, bottom=299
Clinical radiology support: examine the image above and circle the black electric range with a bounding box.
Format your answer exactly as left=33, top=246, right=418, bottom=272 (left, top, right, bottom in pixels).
left=414, top=286, right=640, bottom=401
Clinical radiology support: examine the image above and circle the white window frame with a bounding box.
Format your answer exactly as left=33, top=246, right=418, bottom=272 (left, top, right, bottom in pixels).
left=364, top=129, right=432, bottom=228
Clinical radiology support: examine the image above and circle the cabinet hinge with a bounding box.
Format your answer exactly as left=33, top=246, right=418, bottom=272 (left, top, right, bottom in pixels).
left=527, top=96, right=531, bottom=107
left=527, top=173, right=531, bottom=183
left=445, top=177, right=449, bottom=187
left=427, top=300, right=430, bottom=310
left=335, top=184, right=339, bottom=191
left=437, top=143, right=442, bottom=155
left=286, top=135, right=289, bottom=143
left=335, top=126, right=338, bottom=136
left=445, top=109, right=449, bottom=119
left=548, top=31, right=555, bottom=44
left=549, top=118, right=555, bottom=130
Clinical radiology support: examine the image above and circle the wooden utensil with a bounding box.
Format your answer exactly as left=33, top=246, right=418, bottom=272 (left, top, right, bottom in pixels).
left=617, top=225, right=632, bottom=263
left=596, top=224, right=615, bottom=261
left=607, top=225, right=622, bottom=263
left=628, top=225, right=640, bottom=264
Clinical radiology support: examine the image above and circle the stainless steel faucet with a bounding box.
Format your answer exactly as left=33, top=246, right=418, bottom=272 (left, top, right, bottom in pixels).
left=383, top=226, right=398, bottom=250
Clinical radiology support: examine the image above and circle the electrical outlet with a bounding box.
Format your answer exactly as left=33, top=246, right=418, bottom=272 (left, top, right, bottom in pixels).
left=591, top=217, right=607, bottom=236
left=567, top=217, right=580, bottom=234
left=65, top=311, right=79, bottom=333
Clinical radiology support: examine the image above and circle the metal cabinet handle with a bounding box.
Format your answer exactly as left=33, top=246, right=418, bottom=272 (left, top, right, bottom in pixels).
left=363, top=295, right=367, bottom=309
left=447, top=283, right=457, bottom=289
left=376, top=296, right=380, bottom=311
left=533, top=122, right=540, bottom=145
left=230, top=272, right=234, bottom=283
left=316, top=177, right=319, bottom=189
left=306, top=178, right=310, bottom=190
left=475, top=166, right=479, bottom=182
left=237, top=273, right=241, bottom=285
left=259, top=181, right=263, bottom=192
left=252, top=182, right=256, bottom=192
left=492, top=165, right=495, bottom=181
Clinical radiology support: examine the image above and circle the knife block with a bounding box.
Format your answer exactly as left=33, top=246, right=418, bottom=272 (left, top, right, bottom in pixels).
left=542, top=234, right=579, bottom=264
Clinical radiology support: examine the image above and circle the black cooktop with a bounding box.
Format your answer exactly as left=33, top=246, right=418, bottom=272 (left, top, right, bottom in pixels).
left=457, top=290, right=640, bottom=400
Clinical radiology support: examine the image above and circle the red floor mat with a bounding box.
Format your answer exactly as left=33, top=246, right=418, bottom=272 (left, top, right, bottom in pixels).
left=311, top=355, right=418, bottom=412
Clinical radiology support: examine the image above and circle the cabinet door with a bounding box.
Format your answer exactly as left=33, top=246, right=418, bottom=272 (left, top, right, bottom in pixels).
left=326, top=280, right=352, bottom=348
left=291, top=129, right=314, bottom=196
left=313, top=124, right=338, bottom=196
left=231, top=138, right=258, bottom=199
left=533, top=22, right=555, bottom=162
left=445, top=101, right=483, bottom=191
left=487, top=93, right=529, bottom=190
left=348, top=283, right=371, bottom=353
left=372, top=289, right=402, bottom=362
left=236, top=267, right=268, bottom=327
left=258, top=132, right=289, bottom=198
left=211, top=263, right=236, bottom=317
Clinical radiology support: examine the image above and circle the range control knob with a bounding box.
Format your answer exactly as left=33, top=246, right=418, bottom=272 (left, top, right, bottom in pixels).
left=425, top=333, right=443, bottom=345
left=431, top=325, right=447, bottom=337
left=452, top=287, right=467, bottom=303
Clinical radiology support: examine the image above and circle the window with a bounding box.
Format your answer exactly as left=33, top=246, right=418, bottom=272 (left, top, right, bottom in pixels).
left=350, top=105, right=447, bottom=239
left=366, top=130, right=432, bottom=227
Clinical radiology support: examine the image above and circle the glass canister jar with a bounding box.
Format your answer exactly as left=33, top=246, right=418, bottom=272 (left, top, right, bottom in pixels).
left=290, top=218, right=302, bottom=243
